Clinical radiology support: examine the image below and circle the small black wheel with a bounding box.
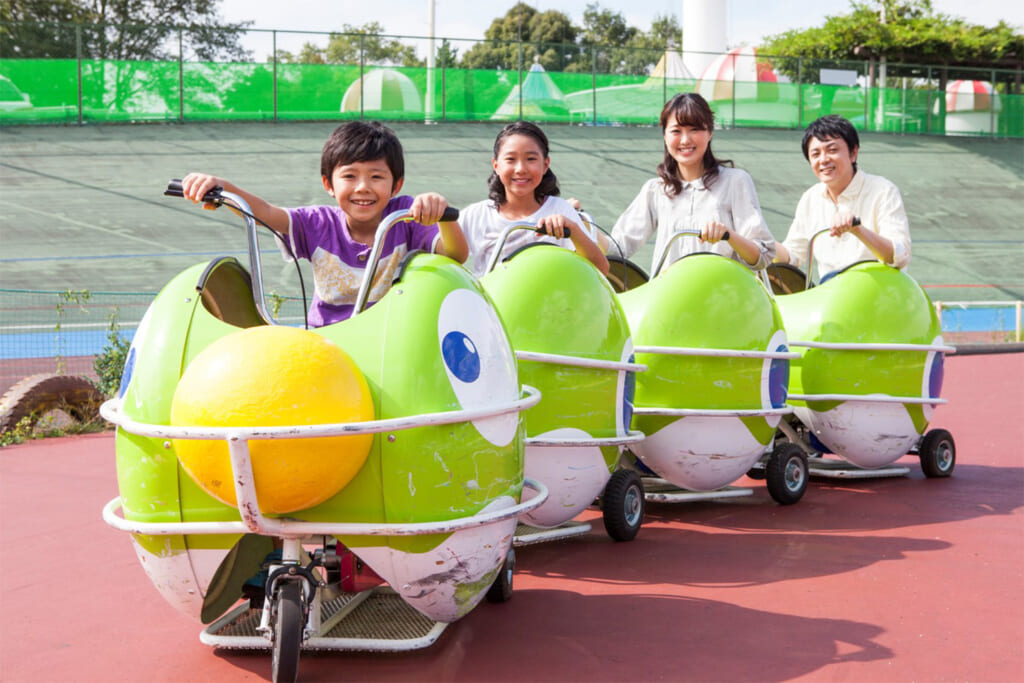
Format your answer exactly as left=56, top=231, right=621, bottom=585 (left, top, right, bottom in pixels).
left=601, top=469, right=645, bottom=542
left=765, top=443, right=808, bottom=505
left=486, top=548, right=515, bottom=603
left=746, top=463, right=767, bottom=480
left=918, top=428, right=955, bottom=478
left=271, top=581, right=304, bottom=683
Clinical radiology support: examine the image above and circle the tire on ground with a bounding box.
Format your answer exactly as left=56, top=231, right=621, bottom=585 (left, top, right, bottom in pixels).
left=0, top=373, right=105, bottom=432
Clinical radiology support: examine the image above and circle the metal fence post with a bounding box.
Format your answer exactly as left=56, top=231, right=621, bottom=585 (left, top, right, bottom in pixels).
left=797, top=57, right=803, bottom=129
left=76, top=24, right=83, bottom=125
left=441, top=63, right=446, bottom=121
left=272, top=30, right=278, bottom=122
left=517, top=39, right=523, bottom=120
left=359, top=34, right=365, bottom=120
left=178, top=28, right=184, bottom=123
left=592, top=46, right=597, bottom=126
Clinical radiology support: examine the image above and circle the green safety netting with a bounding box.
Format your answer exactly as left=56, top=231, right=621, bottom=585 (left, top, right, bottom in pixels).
left=2, top=57, right=1020, bottom=137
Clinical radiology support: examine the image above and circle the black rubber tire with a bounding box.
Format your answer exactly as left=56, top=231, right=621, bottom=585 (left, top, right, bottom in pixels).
left=485, top=548, right=515, bottom=603
left=0, top=373, right=104, bottom=432
left=746, top=464, right=767, bottom=480
left=601, top=469, right=645, bottom=542
left=271, top=581, right=303, bottom=683
left=765, top=443, right=809, bottom=505
left=918, top=428, right=956, bottom=478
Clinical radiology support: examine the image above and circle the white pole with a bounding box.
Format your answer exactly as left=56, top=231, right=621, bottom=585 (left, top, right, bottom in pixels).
left=426, top=0, right=436, bottom=123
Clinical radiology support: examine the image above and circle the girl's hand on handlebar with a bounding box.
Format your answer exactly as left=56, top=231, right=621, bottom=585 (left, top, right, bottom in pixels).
left=409, top=192, right=451, bottom=225
left=535, top=214, right=573, bottom=240
left=182, top=173, right=224, bottom=211
left=700, top=220, right=730, bottom=243
left=828, top=211, right=860, bottom=237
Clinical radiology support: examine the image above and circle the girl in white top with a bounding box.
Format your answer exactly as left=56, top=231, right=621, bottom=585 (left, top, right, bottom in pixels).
left=460, top=121, right=609, bottom=279
left=611, top=93, right=775, bottom=275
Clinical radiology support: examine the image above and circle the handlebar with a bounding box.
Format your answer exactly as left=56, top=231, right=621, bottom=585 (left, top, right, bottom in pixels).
left=165, top=178, right=223, bottom=204
left=650, top=228, right=731, bottom=278
left=804, top=217, right=862, bottom=289
left=484, top=222, right=573, bottom=274
left=166, top=179, right=461, bottom=321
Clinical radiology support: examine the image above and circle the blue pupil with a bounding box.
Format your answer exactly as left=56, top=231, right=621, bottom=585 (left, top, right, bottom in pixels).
left=442, top=331, right=480, bottom=383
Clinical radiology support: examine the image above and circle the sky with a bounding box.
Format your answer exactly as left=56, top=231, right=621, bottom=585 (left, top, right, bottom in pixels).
left=217, top=0, right=1024, bottom=59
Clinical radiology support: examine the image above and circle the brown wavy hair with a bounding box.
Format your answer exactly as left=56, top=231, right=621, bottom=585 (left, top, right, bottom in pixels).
left=657, top=93, right=732, bottom=196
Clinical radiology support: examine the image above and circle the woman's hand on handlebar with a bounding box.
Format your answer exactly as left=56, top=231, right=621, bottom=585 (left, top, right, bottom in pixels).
left=699, top=220, right=731, bottom=243
left=828, top=211, right=861, bottom=237
left=535, top=214, right=574, bottom=240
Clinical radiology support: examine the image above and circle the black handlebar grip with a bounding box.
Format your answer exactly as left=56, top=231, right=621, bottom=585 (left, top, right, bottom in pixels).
left=440, top=206, right=459, bottom=222
left=164, top=179, right=184, bottom=197
left=722, top=230, right=730, bottom=240
left=852, top=217, right=862, bottom=226
left=534, top=226, right=572, bottom=238
left=164, top=178, right=223, bottom=202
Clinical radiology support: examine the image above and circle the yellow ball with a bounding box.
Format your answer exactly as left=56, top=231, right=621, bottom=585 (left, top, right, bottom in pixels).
left=170, top=326, right=374, bottom=514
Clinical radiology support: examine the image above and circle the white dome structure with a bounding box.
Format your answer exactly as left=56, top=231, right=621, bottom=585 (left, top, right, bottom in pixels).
left=696, top=47, right=778, bottom=102
left=341, top=69, right=422, bottom=114
left=936, top=80, right=1001, bottom=135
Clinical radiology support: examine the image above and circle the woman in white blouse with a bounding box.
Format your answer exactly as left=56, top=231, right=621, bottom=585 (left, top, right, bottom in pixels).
left=611, top=93, right=775, bottom=275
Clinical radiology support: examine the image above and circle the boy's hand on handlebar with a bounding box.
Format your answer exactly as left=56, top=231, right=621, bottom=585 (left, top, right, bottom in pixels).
left=700, top=220, right=730, bottom=243
left=828, top=211, right=861, bottom=237
left=182, top=173, right=224, bottom=211
left=410, top=192, right=452, bottom=225
left=535, top=214, right=573, bottom=240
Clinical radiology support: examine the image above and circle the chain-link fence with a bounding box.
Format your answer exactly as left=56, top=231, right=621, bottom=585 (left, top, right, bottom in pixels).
left=1, top=22, right=1021, bottom=137
left=0, top=288, right=310, bottom=396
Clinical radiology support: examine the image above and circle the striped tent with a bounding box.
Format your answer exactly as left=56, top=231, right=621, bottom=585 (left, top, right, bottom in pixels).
left=696, top=47, right=778, bottom=102
left=944, top=80, right=1001, bottom=113
left=492, top=62, right=569, bottom=120
left=341, top=69, right=422, bottom=114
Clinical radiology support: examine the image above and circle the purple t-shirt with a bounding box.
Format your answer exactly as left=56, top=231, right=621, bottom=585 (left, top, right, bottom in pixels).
left=286, top=195, right=440, bottom=326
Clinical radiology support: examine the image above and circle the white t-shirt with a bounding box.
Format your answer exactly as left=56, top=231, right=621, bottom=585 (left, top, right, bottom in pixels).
left=783, top=170, right=912, bottom=280
left=611, top=166, right=775, bottom=275
left=460, top=195, right=590, bottom=278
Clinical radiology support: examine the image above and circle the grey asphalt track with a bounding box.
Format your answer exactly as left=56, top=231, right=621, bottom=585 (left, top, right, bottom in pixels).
left=1, top=121, right=1022, bottom=301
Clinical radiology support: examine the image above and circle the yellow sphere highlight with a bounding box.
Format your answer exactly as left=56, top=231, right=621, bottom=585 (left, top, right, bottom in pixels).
left=170, top=326, right=374, bottom=514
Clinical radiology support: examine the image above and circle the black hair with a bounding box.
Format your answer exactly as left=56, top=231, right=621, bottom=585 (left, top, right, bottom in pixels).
left=320, top=120, right=404, bottom=190
left=487, top=121, right=560, bottom=206
left=801, top=115, right=860, bottom=172
left=657, top=93, right=732, bottom=196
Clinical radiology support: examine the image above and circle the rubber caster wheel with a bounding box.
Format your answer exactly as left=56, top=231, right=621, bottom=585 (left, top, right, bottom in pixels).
left=918, top=428, right=955, bottom=478
left=486, top=548, right=515, bottom=603
left=765, top=443, right=808, bottom=505
left=271, top=581, right=304, bottom=683
left=601, top=469, right=644, bottom=542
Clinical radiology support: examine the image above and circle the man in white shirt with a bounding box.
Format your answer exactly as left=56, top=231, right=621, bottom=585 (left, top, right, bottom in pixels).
left=775, top=115, right=911, bottom=281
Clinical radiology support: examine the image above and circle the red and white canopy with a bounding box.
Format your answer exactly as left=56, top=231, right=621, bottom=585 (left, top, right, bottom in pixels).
left=945, top=80, right=1000, bottom=112
left=696, top=47, right=778, bottom=102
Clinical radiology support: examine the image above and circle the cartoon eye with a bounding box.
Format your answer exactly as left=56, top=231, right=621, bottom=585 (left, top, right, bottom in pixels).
left=761, top=329, right=790, bottom=411
left=921, top=336, right=945, bottom=420
left=119, top=303, right=154, bottom=400
left=437, top=288, right=519, bottom=446
left=616, top=341, right=636, bottom=437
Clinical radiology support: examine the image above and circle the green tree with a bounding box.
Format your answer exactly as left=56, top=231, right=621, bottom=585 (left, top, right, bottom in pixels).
left=1, top=0, right=252, bottom=60
left=461, top=3, right=578, bottom=72
left=278, top=22, right=422, bottom=67
left=436, top=39, right=458, bottom=69
left=761, top=0, right=1023, bottom=89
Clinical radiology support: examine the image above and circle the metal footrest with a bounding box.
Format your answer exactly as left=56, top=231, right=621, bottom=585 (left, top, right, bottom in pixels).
left=513, top=520, right=592, bottom=547
left=200, top=586, right=448, bottom=653
left=642, top=479, right=755, bottom=503
left=808, top=457, right=911, bottom=479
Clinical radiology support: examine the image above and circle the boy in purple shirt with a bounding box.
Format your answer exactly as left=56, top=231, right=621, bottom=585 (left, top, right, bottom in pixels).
left=182, top=121, right=468, bottom=326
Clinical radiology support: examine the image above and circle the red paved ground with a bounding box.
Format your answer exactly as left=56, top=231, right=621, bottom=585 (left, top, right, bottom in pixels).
left=1, top=353, right=1022, bottom=683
